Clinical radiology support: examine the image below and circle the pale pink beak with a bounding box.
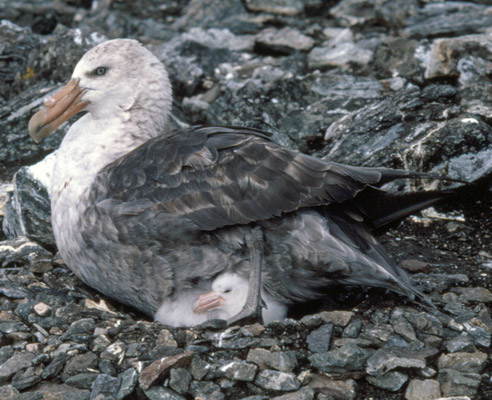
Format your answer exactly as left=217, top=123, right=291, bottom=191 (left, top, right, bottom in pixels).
left=28, top=78, right=88, bottom=142
left=193, top=290, right=225, bottom=314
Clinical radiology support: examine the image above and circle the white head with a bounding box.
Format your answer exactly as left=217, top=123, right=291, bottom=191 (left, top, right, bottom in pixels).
left=212, top=273, right=248, bottom=306
left=193, top=273, right=249, bottom=317
left=29, top=39, right=173, bottom=142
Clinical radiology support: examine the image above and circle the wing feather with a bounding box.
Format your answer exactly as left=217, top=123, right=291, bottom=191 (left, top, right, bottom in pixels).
left=91, top=126, right=434, bottom=231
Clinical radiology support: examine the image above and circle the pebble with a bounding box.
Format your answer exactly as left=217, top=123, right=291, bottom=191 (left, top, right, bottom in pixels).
left=33, top=302, right=51, bottom=317
left=318, top=311, right=353, bottom=327
left=445, top=333, right=476, bottom=353
left=366, top=370, right=408, bottom=391
left=309, top=344, right=373, bottom=374
left=437, top=352, right=487, bottom=374
left=404, top=378, right=441, bottom=400
left=220, top=360, right=257, bottom=381
left=0, top=352, right=35, bottom=384
left=342, top=318, right=362, bottom=338
left=255, top=27, right=314, bottom=54
left=254, top=369, right=301, bottom=391
left=306, top=324, right=333, bottom=353
left=169, top=367, right=192, bottom=394
left=90, top=373, right=120, bottom=399
left=243, top=0, right=304, bottom=15
left=189, top=380, right=224, bottom=400
left=247, top=348, right=298, bottom=372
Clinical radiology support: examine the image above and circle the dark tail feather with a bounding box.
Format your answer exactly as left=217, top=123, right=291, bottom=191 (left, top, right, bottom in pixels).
left=349, top=186, right=454, bottom=229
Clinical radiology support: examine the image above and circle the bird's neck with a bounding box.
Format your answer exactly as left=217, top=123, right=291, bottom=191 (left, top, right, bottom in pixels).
left=50, top=107, right=165, bottom=207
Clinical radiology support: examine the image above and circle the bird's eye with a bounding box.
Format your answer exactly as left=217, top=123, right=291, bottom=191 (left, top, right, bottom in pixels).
left=93, top=66, right=108, bottom=76
left=224, top=288, right=231, bottom=293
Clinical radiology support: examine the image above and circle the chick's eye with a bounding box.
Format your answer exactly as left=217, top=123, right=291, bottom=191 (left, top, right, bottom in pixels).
left=223, top=288, right=231, bottom=293
left=94, top=66, right=107, bottom=76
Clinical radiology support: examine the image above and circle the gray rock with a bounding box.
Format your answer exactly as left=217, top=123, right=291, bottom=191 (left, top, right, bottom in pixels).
left=239, top=397, right=269, bottom=400
left=404, top=2, right=492, bottom=38
left=453, top=287, right=492, bottom=304
left=243, top=0, right=304, bottom=15
left=318, top=311, right=353, bottom=327
left=189, top=381, right=224, bottom=400
left=330, top=0, right=376, bottom=26
left=90, top=374, right=120, bottom=400
left=424, top=34, right=492, bottom=80
left=309, top=344, right=373, bottom=374
left=190, top=355, right=211, bottom=380
left=438, top=368, right=481, bottom=398
left=220, top=360, right=257, bottom=381
left=400, top=259, right=430, bottom=273
left=462, top=320, right=491, bottom=347
left=0, top=347, right=14, bottom=366
left=342, top=318, right=362, bottom=338
left=416, top=274, right=470, bottom=295
left=404, top=379, right=441, bottom=400
left=0, top=20, right=105, bottom=160
left=443, top=300, right=474, bottom=319
left=391, top=310, right=417, bottom=342
left=366, top=347, right=438, bottom=377
left=366, top=370, right=408, bottom=392
left=445, top=334, right=477, bottom=353
left=307, top=374, right=356, bottom=399
left=3, top=159, right=55, bottom=248
left=437, top=352, right=487, bottom=374
left=11, top=366, right=41, bottom=390
left=0, top=385, right=20, bottom=400
left=255, top=27, right=314, bottom=55
left=374, top=0, right=420, bottom=29
left=308, top=42, right=373, bottom=71
left=360, top=323, right=394, bottom=345
left=143, top=387, right=186, bottom=400
left=0, top=321, right=29, bottom=334
left=117, top=368, right=138, bottom=400
left=156, top=329, right=178, bottom=347
left=321, top=82, right=492, bottom=185
left=271, top=386, right=315, bottom=400
left=99, top=359, right=116, bottom=376
left=181, top=27, right=255, bottom=52
left=254, top=369, right=300, bottom=391
left=246, top=348, right=298, bottom=372
left=404, top=312, right=443, bottom=337
left=169, top=368, right=192, bottom=394
left=61, top=352, right=98, bottom=382
left=171, top=0, right=249, bottom=32
left=306, top=324, right=333, bottom=353
left=64, top=373, right=99, bottom=390
left=0, top=352, right=35, bottom=384
left=28, top=382, right=90, bottom=400
left=0, top=236, right=52, bottom=269
left=212, top=334, right=258, bottom=349
left=101, top=341, right=126, bottom=363
left=61, top=319, right=96, bottom=341
left=41, top=353, right=70, bottom=380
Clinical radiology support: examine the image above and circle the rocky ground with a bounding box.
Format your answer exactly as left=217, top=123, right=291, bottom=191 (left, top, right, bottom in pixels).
left=1, top=0, right=492, bottom=399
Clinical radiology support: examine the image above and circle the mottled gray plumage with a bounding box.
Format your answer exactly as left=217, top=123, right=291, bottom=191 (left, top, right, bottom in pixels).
left=28, top=39, right=446, bottom=326
left=75, top=124, right=436, bottom=319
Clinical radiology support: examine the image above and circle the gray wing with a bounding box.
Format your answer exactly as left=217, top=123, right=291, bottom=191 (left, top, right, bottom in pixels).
left=91, top=125, right=432, bottom=232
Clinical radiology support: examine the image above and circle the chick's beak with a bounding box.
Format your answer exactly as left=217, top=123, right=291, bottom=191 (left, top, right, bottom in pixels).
left=193, top=291, right=225, bottom=314
left=28, top=78, right=88, bottom=142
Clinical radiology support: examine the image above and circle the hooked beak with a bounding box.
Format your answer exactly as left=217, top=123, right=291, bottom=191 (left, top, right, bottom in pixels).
left=193, top=290, right=225, bottom=314
left=28, top=78, right=88, bottom=142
